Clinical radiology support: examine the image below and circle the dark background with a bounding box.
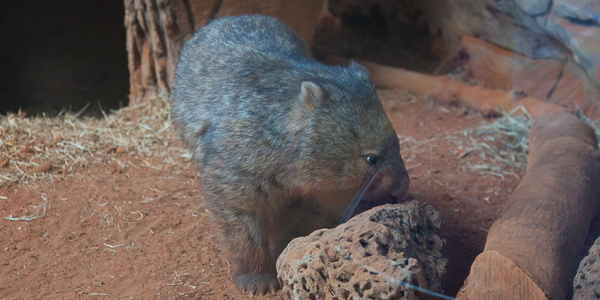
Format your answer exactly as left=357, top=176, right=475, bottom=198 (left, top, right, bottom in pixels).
left=0, top=0, right=128, bottom=117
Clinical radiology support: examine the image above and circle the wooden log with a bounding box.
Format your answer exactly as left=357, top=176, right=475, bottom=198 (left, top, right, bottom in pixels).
left=125, top=0, right=324, bottom=104
left=323, top=56, right=569, bottom=118
left=352, top=60, right=570, bottom=118
left=457, top=112, right=600, bottom=300
left=458, top=251, right=547, bottom=300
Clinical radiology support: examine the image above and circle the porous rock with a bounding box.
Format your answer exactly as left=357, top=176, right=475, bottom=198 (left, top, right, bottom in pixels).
left=574, top=236, right=600, bottom=300
left=276, top=201, right=447, bottom=300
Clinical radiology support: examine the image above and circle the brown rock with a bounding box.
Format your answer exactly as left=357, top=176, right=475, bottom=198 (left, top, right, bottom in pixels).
left=574, top=237, right=600, bottom=300
left=32, top=163, right=52, bottom=173
left=19, top=145, right=33, bottom=154
left=52, top=136, right=62, bottom=144
left=548, top=62, right=587, bottom=108
left=276, top=201, right=447, bottom=300
left=461, top=35, right=563, bottom=100
left=115, top=146, right=127, bottom=154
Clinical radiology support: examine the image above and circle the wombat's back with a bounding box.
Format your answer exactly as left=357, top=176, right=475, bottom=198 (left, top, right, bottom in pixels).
left=172, top=15, right=312, bottom=114
left=172, top=16, right=311, bottom=174
left=172, top=15, right=377, bottom=180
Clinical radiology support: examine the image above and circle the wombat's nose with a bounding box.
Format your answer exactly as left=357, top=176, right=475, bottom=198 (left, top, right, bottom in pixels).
left=391, top=175, right=410, bottom=200
left=383, top=160, right=410, bottom=200
left=376, top=167, right=409, bottom=201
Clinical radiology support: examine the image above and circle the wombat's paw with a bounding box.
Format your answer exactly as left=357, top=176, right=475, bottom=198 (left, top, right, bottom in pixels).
left=234, top=272, right=280, bottom=296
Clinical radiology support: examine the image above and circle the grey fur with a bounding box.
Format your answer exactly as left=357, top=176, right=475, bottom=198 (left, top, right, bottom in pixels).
left=172, top=15, right=409, bottom=295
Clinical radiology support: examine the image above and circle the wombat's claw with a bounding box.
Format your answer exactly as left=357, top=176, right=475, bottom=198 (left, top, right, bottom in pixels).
left=234, top=273, right=280, bottom=296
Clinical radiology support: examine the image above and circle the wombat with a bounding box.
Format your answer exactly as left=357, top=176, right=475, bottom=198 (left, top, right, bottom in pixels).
left=171, top=15, right=409, bottom=295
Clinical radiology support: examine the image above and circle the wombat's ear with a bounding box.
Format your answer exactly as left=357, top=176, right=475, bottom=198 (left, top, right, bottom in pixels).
left=299, top=81, right=323, bottom=110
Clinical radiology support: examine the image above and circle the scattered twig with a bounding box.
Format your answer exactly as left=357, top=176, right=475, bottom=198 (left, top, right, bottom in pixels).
left=0, top=95, right=191, bottom=185
left=5, top=194, right=48, bottom=221
left=103, top=243, right=126, bottom=248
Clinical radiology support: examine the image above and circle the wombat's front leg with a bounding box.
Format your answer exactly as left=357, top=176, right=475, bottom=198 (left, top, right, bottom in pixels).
left=218, top=209, right=280, bottom=295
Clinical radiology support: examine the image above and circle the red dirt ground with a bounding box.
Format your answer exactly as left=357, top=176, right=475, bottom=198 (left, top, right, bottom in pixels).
left=0, top=90, right=522, bottom=299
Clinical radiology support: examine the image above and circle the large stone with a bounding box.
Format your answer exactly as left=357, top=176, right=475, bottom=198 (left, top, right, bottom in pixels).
left=276, top=201, right=447, bottom=300
left=553, top=0, right=600, bottom=24
left=461, top=35, right=563, bottom=100
left=327, top=0, right=600, bottom=120
left=574, top=236, right=600, bottom=299
left=516, top=0, right=552, bottom=16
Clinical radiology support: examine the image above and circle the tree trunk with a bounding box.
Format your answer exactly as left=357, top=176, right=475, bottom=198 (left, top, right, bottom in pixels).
left=124, top=0, right=324, bottom=104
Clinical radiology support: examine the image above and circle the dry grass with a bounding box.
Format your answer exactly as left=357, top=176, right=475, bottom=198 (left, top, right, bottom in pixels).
left=6, top=90, right=587, bottom=187
left=474, top=111, right=533, bottom=163
left=398, top=107, right=533, bottom=182
left=0, top=94, right=190, bottom=185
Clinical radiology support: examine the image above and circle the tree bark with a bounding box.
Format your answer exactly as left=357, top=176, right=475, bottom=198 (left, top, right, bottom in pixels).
left=124, top=0, right=324, bottom=104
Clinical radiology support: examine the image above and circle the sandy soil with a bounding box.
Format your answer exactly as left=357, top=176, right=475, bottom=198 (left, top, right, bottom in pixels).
left=0, top=90, right=523, bottom=299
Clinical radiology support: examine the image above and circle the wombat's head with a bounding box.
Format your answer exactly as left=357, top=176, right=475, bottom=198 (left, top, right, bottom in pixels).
left=288, top=62, right=409, bottom=206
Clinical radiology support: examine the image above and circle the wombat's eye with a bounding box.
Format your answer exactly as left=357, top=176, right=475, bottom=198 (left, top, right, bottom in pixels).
left=365, top=155, right=377, bottom=166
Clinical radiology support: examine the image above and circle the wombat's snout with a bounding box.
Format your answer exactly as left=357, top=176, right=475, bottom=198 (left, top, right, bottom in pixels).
left=366, top=163, right=410, bottom=203
left=385, top=169, right=410, bottom=201
left=392, top=173, right=410, bottom=200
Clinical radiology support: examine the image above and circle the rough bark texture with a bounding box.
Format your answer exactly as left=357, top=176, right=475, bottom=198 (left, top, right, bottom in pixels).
left=458, top=112, right=600, bottom=300
left=124, top=0, right=324, bottom=104
left=276, top=201, right=447, bottom=300
left=574, top=237, right=600, bottom=300
left=459, top=251, right=548, bottom=300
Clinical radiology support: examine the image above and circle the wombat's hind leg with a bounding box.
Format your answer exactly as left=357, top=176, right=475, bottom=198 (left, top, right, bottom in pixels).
left=234, top=273, right=280, bottom=296
left=222, top=215, right=280, bottom=295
